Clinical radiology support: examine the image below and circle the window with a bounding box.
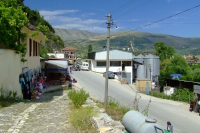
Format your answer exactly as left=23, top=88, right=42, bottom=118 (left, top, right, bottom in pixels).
left=35, top=41, right=37, bottom=56
left=122, top=61, right=131, bottom=66
left=110, top=61, right=120, bottom=66
left=32, top=41, right=40, bottom=56
left=97, top=61, right=106, bottom=66
left=33, top=41, right=35, bottom=56
left=37, top=43, right=40, bottom=56
left=29, top=39, right=32, bottom=56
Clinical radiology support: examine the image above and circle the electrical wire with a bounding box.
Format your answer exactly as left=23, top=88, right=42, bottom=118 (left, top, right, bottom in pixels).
left=92, top=4, right=200, bottom=39
left=96, top=0, right=151, bottom=29
left=114, top=0, right=153, bottom=20
left=134, top=4, right=200, bottom=30
left=111, top=0, right=138, bottom=15
left=91, top=0, right=138, bottom=29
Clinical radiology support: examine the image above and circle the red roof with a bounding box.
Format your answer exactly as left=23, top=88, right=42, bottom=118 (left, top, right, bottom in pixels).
left=62, top=46, right=78, bottom=51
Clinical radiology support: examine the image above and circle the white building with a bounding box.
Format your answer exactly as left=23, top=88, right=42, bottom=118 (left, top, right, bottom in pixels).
left=0, top=26, right=45, bottom=98
left=88, top=49, right=133, bottom=84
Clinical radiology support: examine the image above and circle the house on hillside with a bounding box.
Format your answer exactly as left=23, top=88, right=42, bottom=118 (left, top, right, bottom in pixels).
left=62, top=46, right=78, bottom=59
left=88, top=49, right=133, bottom=84
left=0, top=26, right=45, bottom=98
left=62, top=46, right=78, bottom=64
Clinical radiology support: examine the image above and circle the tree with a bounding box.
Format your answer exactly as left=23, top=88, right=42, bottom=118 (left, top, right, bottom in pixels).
left=88, top=44, right=93, bottom=52
left=0, top=0, right=28, bottom=48
left=154, top=42, right=175, bottom=61
left=165, top=54, right=189, bottom=75
left=0, top=0, right=28, bottom=61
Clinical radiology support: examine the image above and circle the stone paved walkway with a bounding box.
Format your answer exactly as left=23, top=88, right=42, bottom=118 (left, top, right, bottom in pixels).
left=0, top=87, right=77, bottom=133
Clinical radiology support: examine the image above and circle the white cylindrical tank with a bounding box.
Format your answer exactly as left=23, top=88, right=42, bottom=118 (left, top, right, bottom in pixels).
left=122, top=110, right=164, bottom=133
left=137, top=65, right=145, bottom=79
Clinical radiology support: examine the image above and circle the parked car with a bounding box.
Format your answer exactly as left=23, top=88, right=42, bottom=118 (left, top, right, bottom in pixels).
left=72, top=64, right=80, bottom=71
left=103, top=71, right=115, bottom=79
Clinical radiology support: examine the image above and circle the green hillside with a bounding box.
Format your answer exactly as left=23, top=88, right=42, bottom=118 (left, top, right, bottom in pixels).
left=54, top=28, right=102, bottom=40
left=54, top=29, right=200, bottom=56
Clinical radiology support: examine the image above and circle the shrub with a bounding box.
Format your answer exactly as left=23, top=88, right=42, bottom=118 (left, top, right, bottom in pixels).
left=68, top=89, right=90, bottom=108
left=150, top=88, right=194, bottom=103
left=171, top=88, right=194, bottom=103
left=69, top=106, right=97, bottom=131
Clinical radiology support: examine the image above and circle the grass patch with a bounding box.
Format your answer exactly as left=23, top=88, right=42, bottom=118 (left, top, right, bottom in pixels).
left=94, top=97, right=130, bottom=122
left=105, top=97, right=130, bottom=121
left=0, top=87, right=22, bottom=109
left=69, top=106, right=98, bottom=132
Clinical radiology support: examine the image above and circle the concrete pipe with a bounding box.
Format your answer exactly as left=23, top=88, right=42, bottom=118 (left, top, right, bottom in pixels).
left=122, top=110, right=164, bottom=133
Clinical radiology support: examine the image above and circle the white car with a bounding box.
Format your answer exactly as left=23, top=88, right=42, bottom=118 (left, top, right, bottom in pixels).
left=81, top=62, right=89, bottom=71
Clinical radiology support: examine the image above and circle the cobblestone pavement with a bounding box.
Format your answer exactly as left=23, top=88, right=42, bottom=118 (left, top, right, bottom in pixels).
left=0, top=88, right=78, bottom=133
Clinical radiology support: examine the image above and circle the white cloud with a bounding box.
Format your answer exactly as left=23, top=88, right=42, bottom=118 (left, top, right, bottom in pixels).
left=81, top=13, right=96, bottom=17
left=39, top=10, right=107, bottom=33
left=39, top=10, right=78, bottom=16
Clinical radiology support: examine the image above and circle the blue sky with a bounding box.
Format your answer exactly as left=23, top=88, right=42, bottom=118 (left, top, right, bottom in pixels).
left=24, top=0, right=200, bottom=37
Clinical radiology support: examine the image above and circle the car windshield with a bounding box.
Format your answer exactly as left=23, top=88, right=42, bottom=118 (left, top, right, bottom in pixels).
left=108, top=71, right=114, bottom=74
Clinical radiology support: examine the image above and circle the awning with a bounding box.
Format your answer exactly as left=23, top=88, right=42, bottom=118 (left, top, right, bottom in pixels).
left=43, top=60, right=69, bottom=73
left=45, top=60, right=68, bottom=68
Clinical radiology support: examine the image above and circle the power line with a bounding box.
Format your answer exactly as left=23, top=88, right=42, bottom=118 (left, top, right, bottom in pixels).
left=113, top=21, right=200, bottom=24
left=95, top=0, right=151, bottom=29
left=91, top=0, right=138, bottom=30
left=92, top=4, right=200, bottom=39
left=114, top=0, right=153, bottom=20
left=111, top=0, right=138, bottom=15
left=134, top=4, right=200, bottom=30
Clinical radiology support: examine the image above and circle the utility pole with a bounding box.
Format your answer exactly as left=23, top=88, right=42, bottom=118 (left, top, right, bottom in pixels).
left=104, top=13, right=112, bottom=106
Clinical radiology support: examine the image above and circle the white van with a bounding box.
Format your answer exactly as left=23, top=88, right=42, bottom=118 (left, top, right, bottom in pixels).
left=81, top=62, right=89, bottom=71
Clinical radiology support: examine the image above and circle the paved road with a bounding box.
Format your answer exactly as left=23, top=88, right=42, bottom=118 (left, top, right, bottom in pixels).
left=72, top=70, right=200, bottom=133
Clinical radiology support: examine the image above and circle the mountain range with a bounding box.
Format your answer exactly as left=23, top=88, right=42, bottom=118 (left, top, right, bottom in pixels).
left=54, top=28, right=200, bottom=55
